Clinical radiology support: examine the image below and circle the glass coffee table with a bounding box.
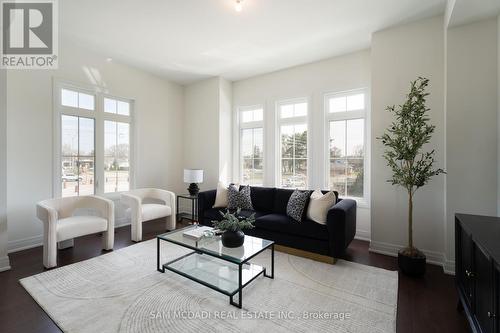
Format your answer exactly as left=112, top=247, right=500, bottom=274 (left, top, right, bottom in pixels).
left=157, top=226, right=274, bottom=308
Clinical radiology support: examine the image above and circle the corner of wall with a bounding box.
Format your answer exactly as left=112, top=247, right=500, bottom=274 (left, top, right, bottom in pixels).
left=218, top=77, right=233, bottom=184
left=444, top=0, right=456, bottom=29
left=0, top=68, right=11, bottom=271
left=498, top=14, right=500, bottom=216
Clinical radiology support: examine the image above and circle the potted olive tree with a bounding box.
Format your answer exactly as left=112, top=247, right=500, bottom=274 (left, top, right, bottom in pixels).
left=378, top=77, right=445, bottom=276
left=212, top=209, right=255, bottom=248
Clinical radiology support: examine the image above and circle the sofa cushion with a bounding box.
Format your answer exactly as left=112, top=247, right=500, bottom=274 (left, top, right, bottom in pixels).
left=204, top=208, right=264, bottom=223
left=249, top=186, right=276, bottom=212
left=307, top=190, right=337, bottom=224
left=286, top=190, right=311, bottom=222
left=213, top=181, right=230, bottom=208
left=255, top=213, right=329, bottom=241
left=273, top=188, right=294, bottom=214
left=228, top=185, right=253, bottom=210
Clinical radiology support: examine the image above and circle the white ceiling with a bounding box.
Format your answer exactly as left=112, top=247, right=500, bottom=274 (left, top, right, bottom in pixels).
left=61, top=0, right=446, bottom=84
left=447, top=0, right=500, bottom=28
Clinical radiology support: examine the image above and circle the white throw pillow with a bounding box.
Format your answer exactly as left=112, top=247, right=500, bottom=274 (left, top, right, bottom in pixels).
left=306, top=190, right=337, bottom=224
left=213, top=182, right=239, bottom=208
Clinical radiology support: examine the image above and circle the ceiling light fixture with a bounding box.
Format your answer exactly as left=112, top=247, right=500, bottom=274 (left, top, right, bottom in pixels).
left=235, top=0, right=243, bottom=12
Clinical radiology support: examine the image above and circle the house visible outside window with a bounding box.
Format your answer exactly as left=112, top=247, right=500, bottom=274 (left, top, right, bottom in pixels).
left=326, top=90, right=366, bottom=198
left=55, top=83, right=134, bottom=197
left=239, top=106, right=264, bottom=185
left=277, top=99, right=308, bottom=189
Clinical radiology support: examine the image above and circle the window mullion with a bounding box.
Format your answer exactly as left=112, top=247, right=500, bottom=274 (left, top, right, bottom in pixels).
left=77, top=117, right=80, bottom=196
left=344, top=120, right=348, bottom=196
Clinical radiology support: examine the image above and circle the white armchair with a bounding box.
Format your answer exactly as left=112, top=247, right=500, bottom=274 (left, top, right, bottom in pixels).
left=121, top=188, right=176, bottom=242
left=36, top=195, right=115, bottom=269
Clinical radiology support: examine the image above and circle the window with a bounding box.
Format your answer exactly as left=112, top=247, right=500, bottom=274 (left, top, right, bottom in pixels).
left=55, top=83, right=134, bottom=197
left=241, top=108, right=263, bottom=123
left=278, top=99, right=308, bottom=189
left=239, top=106, right=264, bottom=185
left=104, top=121, right=130, bottom=192
left=326, top=90, right=366, bottom=198
left=104, top=97, right=130, bottom=116
left=61, top=115, right=95, bottom=197
left=61, top=88, right=95, bottom=110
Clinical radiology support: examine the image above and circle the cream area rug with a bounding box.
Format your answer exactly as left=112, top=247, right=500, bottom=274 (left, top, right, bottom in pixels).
left=20, top=239, right=398, bottom=333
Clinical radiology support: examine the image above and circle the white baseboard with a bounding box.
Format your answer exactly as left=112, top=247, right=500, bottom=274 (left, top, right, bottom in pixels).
left=443, top=259, right=456, bottom=275
left=369, top=240, right=455, bottom=275
left=355, top=229, right=371, bottom=241
left=8, top=234, right=43, bottom=253
left=0, top=255, right=11, bottom=272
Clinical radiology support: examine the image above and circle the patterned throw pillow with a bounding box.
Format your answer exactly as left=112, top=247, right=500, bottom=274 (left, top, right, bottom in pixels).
left=227, top=185, right=254, bottom=210
left=286, top=190, right=311, bottom=222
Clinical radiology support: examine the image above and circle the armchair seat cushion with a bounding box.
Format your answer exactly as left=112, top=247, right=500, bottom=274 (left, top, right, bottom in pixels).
left=255, top=214, right=329, bottom=241
left=56, top=216, right=108, bottom=241
left=141, top=204, right=171, bottom=222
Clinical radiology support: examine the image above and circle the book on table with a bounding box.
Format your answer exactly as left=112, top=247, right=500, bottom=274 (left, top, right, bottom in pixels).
left=182, top=226, right=213, bottom=240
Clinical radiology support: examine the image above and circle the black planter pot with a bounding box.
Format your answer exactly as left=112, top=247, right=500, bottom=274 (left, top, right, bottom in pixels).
left=221, top=230, right=245, bottom=248
left=398, top=249, right=426, bottom=276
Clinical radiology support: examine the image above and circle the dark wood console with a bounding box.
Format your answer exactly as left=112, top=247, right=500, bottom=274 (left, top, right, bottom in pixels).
left=456, top=214, right=500, bottom=333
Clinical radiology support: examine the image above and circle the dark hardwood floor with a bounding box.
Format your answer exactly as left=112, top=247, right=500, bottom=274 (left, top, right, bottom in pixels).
left=0, top=219, right=469, bottom=333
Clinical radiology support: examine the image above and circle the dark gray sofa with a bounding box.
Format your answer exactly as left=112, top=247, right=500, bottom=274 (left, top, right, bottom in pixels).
left=197, top=186, right=357, bottom=259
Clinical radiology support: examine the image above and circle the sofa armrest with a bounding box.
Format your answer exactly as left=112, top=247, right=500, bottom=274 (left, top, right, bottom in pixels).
left=326, top=198, right=357, bottom=258
left=197, top=190, right=217, bottom=225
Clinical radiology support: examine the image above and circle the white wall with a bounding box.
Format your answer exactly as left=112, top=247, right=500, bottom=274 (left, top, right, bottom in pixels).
left=445, top=18, right=498, bottom=270
left=6, top=38, right=185, bottom=252
left=498, top=14, right=500, bottom=216
left=232, top=50, right=372, bottom=240
left=0, top=69, right=10, bottom=271
left=219, top=78, right=233, bottom=184
left=183, top=77, right=221, bottom=191
left=370, top=16, right=446, bottom=262
left=183, top=77, right=233, bottom=193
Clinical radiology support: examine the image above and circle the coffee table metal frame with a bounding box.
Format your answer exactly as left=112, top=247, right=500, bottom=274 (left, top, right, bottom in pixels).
left=157, top=227, right=274, bottom=308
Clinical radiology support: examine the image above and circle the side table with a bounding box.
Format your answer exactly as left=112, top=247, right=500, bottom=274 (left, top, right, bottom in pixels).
left=176, top=194, right=198, bottom=224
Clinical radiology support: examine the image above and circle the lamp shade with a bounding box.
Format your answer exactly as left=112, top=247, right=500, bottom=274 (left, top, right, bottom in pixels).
left=183, top=169, right=204, bottom=183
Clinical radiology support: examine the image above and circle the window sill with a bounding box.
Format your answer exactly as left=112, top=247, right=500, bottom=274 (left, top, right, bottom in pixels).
left=341, top=196, right=370, bottom=209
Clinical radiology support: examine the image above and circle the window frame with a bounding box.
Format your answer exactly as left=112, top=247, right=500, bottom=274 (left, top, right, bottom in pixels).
left=53, top=80, right=135, bottom=198
left=276, top=97, right=310, bottom=189
left=237, top=105, right=264, bottom=186
left=324, top=88, right=368, bottom=204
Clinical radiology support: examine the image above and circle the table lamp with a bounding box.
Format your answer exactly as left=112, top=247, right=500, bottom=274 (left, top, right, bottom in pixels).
left=184, top=169, right=204, bottom=196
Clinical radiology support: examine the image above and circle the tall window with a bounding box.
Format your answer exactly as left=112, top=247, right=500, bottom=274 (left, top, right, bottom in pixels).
left=326, top=90, right=366, bottom=198
left=104, top=121, right=130, bottom=192
left=55, top=83, right=133, bottom=197
left=103, top=97, right=132, bottom=193
left=239, top=106, right=264, bottom=185
left=278, top=99, right=308, bottom=189
left=61, top=115, right=95, bottom=197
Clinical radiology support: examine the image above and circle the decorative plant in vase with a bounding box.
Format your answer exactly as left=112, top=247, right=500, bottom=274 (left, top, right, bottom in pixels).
left=212, top=209, right=255, bottom=248
left=378, top=77, right=445, bottom=276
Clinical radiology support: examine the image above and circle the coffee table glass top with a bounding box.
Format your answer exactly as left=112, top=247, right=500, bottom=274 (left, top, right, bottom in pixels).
left=158, top=225, right=273, bottom=264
